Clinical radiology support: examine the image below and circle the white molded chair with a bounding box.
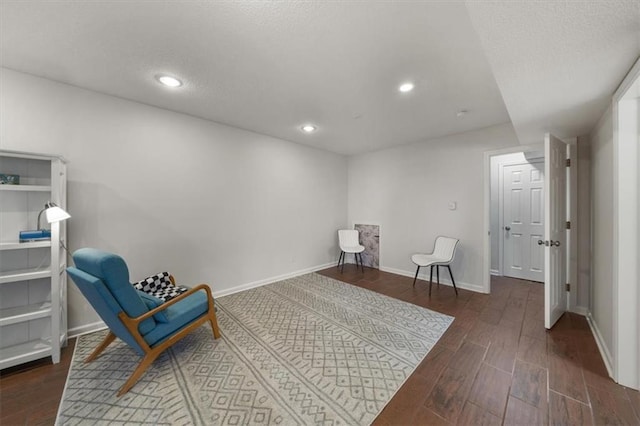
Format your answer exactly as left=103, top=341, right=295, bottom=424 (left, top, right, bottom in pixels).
left=411, top=236, right=459, bottom=296
left=337, top=229, right=365, bottom=272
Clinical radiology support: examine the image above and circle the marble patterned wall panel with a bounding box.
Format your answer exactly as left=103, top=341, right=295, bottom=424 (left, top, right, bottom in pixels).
left=355, top=224, right=379, bottom=268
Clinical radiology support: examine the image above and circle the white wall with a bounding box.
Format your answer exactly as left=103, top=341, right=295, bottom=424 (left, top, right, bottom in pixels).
left=348, top=123, right=519, bottom=291
left=614, top=93, right=639, bottom=389
left=0, top=68, right=348, bottom=333
left=589, top=105, right=615, bottom=364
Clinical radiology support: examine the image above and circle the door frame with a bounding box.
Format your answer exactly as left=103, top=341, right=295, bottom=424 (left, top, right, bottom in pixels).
left=484, top=143, right=577, bottom=307
left=483, top=144, right=543, bottom=293
left=498, top=157, right=544, bottom=280
left=611, top=57, right=640, bottom=389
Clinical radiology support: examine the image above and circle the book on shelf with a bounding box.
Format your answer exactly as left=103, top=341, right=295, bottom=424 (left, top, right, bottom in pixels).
left=18, top=230, right=51, bottom=242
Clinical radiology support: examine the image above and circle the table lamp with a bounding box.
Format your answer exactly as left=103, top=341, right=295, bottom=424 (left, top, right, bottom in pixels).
left=19, top=202, right=71, bottom=242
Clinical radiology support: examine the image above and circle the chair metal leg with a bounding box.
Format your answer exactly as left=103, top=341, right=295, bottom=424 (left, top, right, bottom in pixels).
left=429, top=265, right=433, bottom=297
left=413, top=266, right=421, bottom=287
left=341, top=251, right=346, bottom=273
left=337, top=251, right=344, bottom=269
left=447, top=264, right=458, bottom=296
left=358, top=253, right=365, bottom=272
left=437, top=265, right=440, bottom=287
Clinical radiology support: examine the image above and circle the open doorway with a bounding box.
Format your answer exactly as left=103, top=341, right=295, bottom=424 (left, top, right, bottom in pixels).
left=482, top=145, right=545, bottom=295
left=484, top=138, right=578, bottom=330
left=490, top=151, right=545, bottom=283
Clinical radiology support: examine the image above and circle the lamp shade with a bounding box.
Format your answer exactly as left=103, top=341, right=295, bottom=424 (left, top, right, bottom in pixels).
left=44, top=202, right=71, bottom=223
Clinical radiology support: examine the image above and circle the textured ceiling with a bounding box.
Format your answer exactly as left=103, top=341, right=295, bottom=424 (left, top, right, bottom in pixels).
left=466, top=0, right=640, bottom=145
left=0, top=1, right=638, bottom=155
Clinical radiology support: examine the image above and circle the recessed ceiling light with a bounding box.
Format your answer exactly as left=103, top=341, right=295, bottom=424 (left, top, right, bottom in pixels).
left=156, top=74, right=183, bottom=88
left=398, top=82, right=414, bottom=93
left=301, top=124, right=317, bottom=133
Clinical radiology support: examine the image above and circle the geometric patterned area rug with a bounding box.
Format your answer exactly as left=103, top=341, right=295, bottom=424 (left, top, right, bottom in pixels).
left=57, top=273, right=453, bottom=425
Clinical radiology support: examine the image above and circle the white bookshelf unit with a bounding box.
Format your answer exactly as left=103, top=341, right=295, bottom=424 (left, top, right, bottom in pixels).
left=0, top=150, right=68, bottom=369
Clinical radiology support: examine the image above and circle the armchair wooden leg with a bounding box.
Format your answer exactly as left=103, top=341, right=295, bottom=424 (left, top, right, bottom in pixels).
left=117, top=350, right=162, bottom=397
left=208, top=311, right=221, bottom=339
left=85, top=331, right=116, bottom=363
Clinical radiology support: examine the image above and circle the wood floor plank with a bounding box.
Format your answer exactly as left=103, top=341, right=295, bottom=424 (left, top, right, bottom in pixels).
left=457, top=401, right=502, bottom=426
left=484, top=326, right=519, bottom=374
left=425, top=366, right=477, bottom=423
left=466, top=320, right=496, bottom=348
left=447, top=341, right=486, bottom=374
left=410, top=406, right=452, bottom=425
left=588, top=385, right=639, bottom=426
left=522, top=313, right=548, bottom=341
left=437, top=323, right=469, bottom=352
left=416, top=344, right=454, bottom=377
left=503, top=396, right=547, bottom=426
left=467, top=363, right=512, bottom=417
left=547, top=332, right=580, bottom=361
left=478, top=307, right=503, bottom=325
left=510, top=359, right=548, bottom=409
left=549, top=390, right=593, bottom=426
left=517, top=335, right=548, bottom=368
left=498, top=305, right=525, bottom=330
left=505, top=295, right=527, bottom=310
left=581, top=353, right=630, bottom=399
left=375, top=371, right=433, bottom=417
left=548, top=352, right=589, bottom=404
left=627, top=388, right=640, bottom=420
left=465, top=293, right=490, bottom=313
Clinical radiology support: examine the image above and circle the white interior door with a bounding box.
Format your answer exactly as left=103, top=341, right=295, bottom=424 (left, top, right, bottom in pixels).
left=503, top=161, right=544, bottom=282
left=544, top=134, right=567, bottom=329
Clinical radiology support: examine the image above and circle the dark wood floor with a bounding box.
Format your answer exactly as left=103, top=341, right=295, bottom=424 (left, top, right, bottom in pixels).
left=318, top=266, right=640, bottom=425
left=0, top=338, right=76, bottom=425
left=1, top=266, right=639, bottom=425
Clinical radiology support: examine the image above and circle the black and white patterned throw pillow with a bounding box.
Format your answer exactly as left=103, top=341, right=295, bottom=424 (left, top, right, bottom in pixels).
left=133, top=272, right=188, bottom=302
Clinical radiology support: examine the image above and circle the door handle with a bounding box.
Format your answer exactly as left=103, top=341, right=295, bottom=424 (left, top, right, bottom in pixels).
left=550, top=240, right=561, bottom=247
left=538, top=240, right=550, bottom=246
left=505, top=226, right=511, bottom=231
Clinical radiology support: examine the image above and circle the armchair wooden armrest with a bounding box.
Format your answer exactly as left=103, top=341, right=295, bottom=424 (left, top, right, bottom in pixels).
left=132, top=284, right=214, bottom=324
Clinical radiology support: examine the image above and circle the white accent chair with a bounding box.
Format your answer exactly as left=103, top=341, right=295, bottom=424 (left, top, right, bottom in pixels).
left=411, top=236, right=459, bottom=296
left=338, top=229, right=365, bottom=272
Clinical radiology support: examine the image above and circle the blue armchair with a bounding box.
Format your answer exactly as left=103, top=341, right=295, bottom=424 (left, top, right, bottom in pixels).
left=66, top=248, right=221, bottom=396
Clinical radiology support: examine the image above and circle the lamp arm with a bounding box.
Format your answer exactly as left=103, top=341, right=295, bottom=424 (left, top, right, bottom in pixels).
left=36, top=208, right=46, bottom=230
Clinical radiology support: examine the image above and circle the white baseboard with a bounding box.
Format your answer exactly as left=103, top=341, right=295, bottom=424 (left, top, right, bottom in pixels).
left=67, top=261, right=338, bottom=337
left=586, top=311, right=615, bottom=379
left=569, top=305, right=589, bottom=316
left=379, top=265, right=485, bottom=293
left=68, top=320, right=107, bottom=339
left=212, top=261, right=338, bottom=298
left=490, top=269, right=501, bottom=276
